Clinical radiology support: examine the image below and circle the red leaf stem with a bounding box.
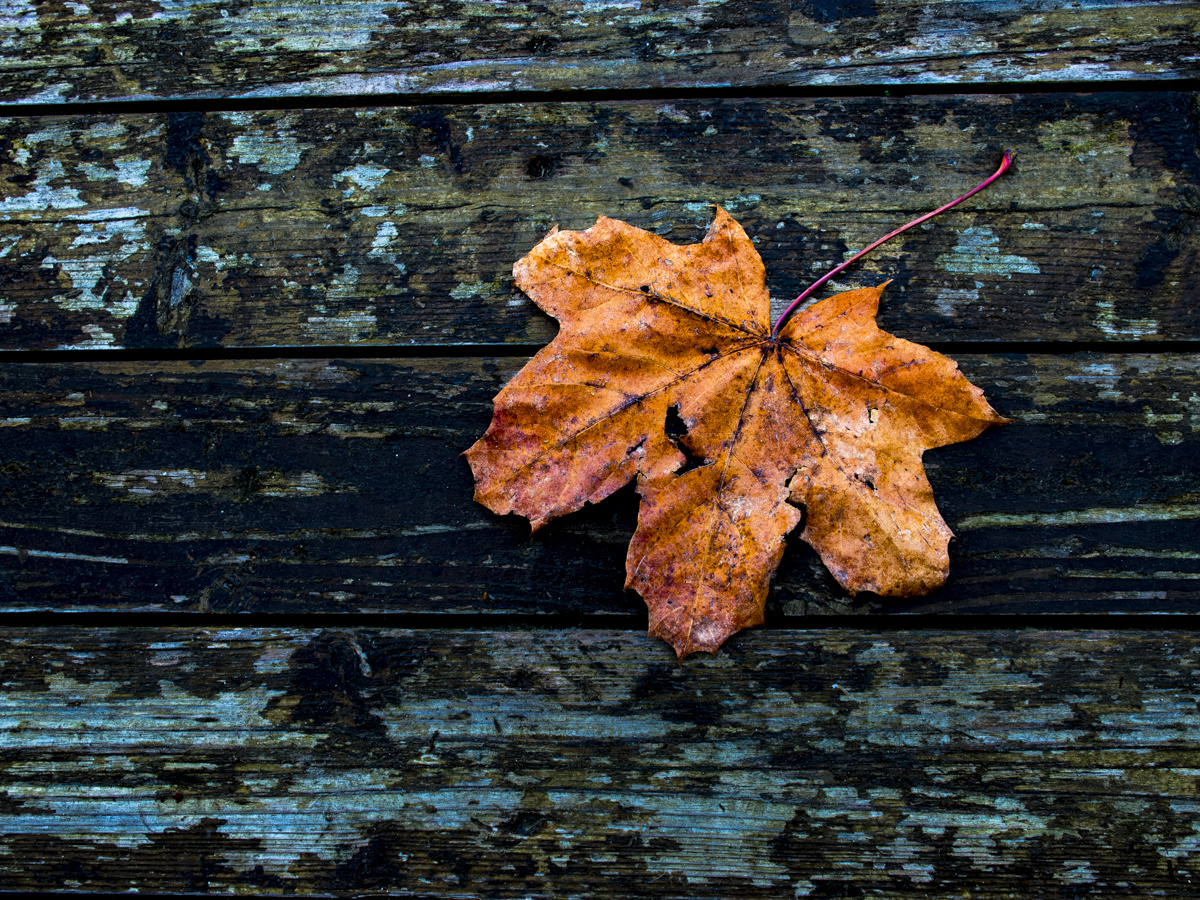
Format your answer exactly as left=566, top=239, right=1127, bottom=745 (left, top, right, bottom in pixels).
left=771, top=150, right=1014, bottom=337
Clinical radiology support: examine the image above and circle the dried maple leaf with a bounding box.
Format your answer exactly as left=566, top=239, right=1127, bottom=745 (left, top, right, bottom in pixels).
left=467, top=159, right=1011, bottom=657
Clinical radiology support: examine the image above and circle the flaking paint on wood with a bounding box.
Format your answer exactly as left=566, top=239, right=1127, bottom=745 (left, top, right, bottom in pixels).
left=2, top=7, right=1198, bottom=895
left=0, top=0, right=1195, bottom=104
left=0, top=94, right=1196, bottom=349
left=0, top=354, right=1195, bottom=616
left=1, top=628, right=1198, bottom=897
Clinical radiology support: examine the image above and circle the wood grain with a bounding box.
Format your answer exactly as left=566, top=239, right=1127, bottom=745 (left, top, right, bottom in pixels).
left=2, top=2, right=1197, bottom=897
left=1, top=0, right=1195, bottom=105
left=1, top=93, right=1196, bottom=350
left=2, top=627, right=1197, bottom=897
left=0, top=353, right=1195, bottom=616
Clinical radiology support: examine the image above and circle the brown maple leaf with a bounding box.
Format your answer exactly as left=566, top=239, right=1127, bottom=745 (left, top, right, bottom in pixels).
left=467, top=169, right=1010, bottom=657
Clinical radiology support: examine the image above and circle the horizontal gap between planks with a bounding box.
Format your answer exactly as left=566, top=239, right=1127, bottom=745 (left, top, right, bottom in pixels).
left=0, top=895, right=233, bottom=900
left=1, top=78, right=1198, bottom=118
left=0, top=343, right=549, bottom=362
left=0, top=340, right=1196, bottom=364
left=0, top=896, right=242, bottom=900
left=0, top=611, right=1195, bottom=631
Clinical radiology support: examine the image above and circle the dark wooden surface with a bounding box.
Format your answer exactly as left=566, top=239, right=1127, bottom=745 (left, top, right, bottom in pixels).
left=2, top=0, right=1196, bottom=104
left=2, top=1, right=1199, bottom=896
left=2, top=93, right=1196, bottom=350
left=0, top=353, right=1197, bottom=617
left=3, top=628, right=1200, bottom=897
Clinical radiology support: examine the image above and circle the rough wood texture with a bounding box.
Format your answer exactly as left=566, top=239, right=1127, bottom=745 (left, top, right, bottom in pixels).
left=1, top=0, right=1195, bottom=105
left=4, top=4, right=1199, bottom=895
left=0, top=353, right=1195, bottom=616
left=1, top=93, right=1196, bottom=349
left=2, top=628, right=1198, bottom=897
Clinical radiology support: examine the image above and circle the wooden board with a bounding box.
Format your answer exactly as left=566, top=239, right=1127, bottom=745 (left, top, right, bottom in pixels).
left=1, top=0, right=1196, bottom=105
left=0, top=352, right=1195, bottom=616
left=2, top=627, right=1197, bottom=897
left=1, top=93, right=1196, bottom=350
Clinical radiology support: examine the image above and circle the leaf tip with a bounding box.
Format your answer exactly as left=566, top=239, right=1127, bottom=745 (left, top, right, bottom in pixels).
left=704, top=205, right=735, bottom=236
left=649, top=613, right=742, bottom=659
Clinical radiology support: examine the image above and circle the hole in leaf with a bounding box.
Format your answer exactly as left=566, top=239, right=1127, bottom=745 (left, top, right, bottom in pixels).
left=665, top=404, right=687, bottom=440
left=665, top=405, right=705, bottom=474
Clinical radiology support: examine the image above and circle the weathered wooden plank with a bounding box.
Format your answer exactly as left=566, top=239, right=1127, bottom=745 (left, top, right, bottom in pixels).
left=0, top=0, right=1196, bottom=104
left=1, top=627, right=1197, bottom=896
left=1, top=93, right=1196, bottom=349
left=0, top=352, right=1195, bottom=616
